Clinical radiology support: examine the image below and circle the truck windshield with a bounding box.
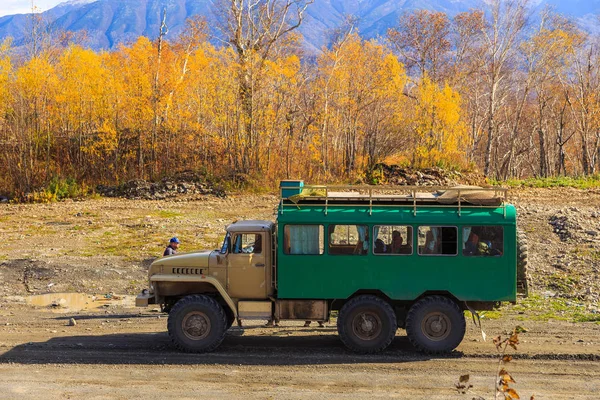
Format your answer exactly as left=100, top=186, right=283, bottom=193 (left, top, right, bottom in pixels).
left=220, top=232, right=230, bottom=254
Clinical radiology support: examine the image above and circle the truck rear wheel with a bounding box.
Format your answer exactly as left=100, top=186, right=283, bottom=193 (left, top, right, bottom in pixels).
left=337, top=295, right=397, bottom=354
left=167, top=295, right=227, bottom=353
left=405, top=295, right=465, bottom=354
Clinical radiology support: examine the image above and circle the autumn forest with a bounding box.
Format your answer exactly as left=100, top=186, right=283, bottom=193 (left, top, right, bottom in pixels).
left=1, top=0, right=599, bottom=196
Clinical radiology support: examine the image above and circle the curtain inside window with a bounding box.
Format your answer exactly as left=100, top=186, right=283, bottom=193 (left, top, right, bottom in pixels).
left=357, top=225, right=368, bottom=250
left=462, top=227, right=471, bottom=250
left=289, top=225, right=320, bottom=254
left=427, top=227, right=440, bottom=252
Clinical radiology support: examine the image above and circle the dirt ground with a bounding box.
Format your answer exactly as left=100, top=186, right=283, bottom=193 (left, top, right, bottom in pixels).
left=1, top=189, right=599, bottom=399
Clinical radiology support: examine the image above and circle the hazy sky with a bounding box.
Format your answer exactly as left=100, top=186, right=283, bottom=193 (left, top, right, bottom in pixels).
left=0, top=0, right=65, bottom=17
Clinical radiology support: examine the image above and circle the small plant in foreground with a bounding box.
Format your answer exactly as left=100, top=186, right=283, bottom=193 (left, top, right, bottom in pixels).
left=456, top=326, right=534, bottom=400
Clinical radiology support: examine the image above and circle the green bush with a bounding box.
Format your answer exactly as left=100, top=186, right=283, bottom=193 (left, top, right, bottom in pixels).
left=495, top=175, right=600, bottom=189
left=365, top=165, right=385, bottom=185
left=23, top=176, right=89, bottom=203
left=47, top=176, right=87, bottom=200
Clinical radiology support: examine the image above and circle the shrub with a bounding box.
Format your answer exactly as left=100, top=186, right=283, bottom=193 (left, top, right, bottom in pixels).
left=20, top=176, right=89, bottom=203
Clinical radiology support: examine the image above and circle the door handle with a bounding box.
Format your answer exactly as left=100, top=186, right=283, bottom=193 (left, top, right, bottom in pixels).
left=255, top=263, right=265, bottom=267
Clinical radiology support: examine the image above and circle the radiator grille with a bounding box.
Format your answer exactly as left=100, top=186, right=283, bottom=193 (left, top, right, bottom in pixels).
left=173, top=268, right=203, bottom=275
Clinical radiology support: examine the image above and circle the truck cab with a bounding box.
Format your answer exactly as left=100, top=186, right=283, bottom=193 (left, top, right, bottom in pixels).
left=214, top=220, right=276, bottom=300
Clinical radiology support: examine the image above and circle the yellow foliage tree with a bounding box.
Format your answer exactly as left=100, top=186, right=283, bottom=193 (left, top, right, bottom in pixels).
left=409, top=76, right=469, bottom=168
left=12, top=52, right=60, bottom=191
left=316, top=33, right=409, bottom=178
left=0, top=39, right=11, bottom=120
left=54, top=45, right=111, bottom=177
left=111, top=37, right=156, bottom=178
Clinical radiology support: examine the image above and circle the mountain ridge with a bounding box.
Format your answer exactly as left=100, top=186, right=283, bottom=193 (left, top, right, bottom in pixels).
left=0, top=0, right=597, bottom=51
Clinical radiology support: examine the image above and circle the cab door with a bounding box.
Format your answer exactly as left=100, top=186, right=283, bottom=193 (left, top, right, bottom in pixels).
left=227, top=232, right=268, bottom=299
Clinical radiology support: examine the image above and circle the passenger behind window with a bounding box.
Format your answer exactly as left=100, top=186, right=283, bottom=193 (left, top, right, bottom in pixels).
left=424, top=230, right=436, bottom=254
left=477, top=240, right=502, bottom=256
left=390, top=230, right=411, bottom=254
left=477, top=240, right=490, bottom=255
left=374, top=238, right=386, bottom=254
left=354, top=235, right=369, bottom=254
left=463, top=227, right=503, bottom=257
left=390, top=230, right=403, bottom=253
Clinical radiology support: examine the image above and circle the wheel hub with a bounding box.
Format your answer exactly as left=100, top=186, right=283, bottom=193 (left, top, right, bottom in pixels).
left=421, top=312, right=451, bottom=341
left=431, top=320, right=443, bottom=333
left=352, top=312, right=382, bottom=341
left=182, top=311, right=211, bottom=341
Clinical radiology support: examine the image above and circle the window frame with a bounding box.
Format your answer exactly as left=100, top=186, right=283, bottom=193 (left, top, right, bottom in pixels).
left=283, top=224, right=325, bottom=256
left=417, top=225, right=458, bottom=257
left=461, top=225, right=504, bottom=258
left=327, top=224, right=369, bottom=256
left=371, top=225, right=414, bottom=256
left=231, top=232, right=263, bottom=255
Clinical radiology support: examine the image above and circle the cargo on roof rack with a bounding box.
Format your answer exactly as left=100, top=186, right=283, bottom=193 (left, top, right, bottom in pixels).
left=279, top=180, right=508, bottom=216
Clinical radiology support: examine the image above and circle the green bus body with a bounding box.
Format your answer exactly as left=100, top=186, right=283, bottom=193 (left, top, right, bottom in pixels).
left=276, top=204, right=517, bottom=303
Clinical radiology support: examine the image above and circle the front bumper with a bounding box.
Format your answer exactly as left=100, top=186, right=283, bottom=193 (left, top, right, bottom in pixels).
left=135, top=290, right=156, bottom=307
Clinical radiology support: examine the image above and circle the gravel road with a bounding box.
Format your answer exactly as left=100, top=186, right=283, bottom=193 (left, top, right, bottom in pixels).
left=0, top=303, right=599, bottom=399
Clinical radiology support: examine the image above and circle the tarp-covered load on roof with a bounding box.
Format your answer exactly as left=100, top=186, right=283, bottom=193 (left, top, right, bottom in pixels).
left=281, top=181, right=506, bottom=207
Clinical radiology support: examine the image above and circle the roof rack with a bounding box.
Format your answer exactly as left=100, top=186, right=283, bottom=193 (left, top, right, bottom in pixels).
left=278, top=182, right=509, bottom=217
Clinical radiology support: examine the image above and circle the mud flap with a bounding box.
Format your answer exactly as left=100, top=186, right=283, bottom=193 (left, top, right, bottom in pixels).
left=464, top=302, right=486, bottom=342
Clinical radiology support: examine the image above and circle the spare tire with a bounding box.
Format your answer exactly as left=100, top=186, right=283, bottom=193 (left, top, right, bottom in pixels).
left=517, top=229, right=529, bottom=296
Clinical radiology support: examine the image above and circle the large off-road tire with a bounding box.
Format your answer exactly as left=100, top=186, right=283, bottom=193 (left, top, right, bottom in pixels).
left=406, top=296, right=466, bottom=354
left=167, top=295, right=227, bottom=353
left=225, top=314, right=235, bottom=330
left=337, top=295, right=398, bottom=354
left=517, top=229, right=529, bottom=296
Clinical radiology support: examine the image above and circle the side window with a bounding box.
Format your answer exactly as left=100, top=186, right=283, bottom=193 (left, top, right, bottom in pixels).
left=232, top=233, right=262, bottom=254
left=418, top=226, right=457, bottom=256
left=283, top=225, right=324, bottom=255
left=328, top=225, right=369, bottom=255
left=463, top=226, right=504, bottom=256
left=373, top=225, right=413, bottom=255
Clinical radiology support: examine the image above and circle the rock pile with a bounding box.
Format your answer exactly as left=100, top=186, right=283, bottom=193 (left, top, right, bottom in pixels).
left=534, top=206, right=600, bottom=302
left=97, top=171, right=226, bottom=200
left=549, top=208, right=598, bottom=243
left=372, top=164, right=486, bottom=186
left=549, top=215, right=576, bottom=242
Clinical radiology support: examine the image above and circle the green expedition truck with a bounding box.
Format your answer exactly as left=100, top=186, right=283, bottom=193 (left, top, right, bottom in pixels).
left=136, top=181, right=520, bottom=354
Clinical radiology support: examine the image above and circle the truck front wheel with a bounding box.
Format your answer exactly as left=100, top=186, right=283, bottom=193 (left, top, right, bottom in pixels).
left=337, top=295, right=397, bottom=354
left=405, top=295, right=465, bottom=354
left=167, top=295, right=227, bottom=353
